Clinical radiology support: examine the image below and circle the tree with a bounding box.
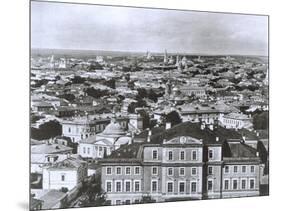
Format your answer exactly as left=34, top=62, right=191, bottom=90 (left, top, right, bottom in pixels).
left=85, top=87, right=109, bottom=98
left=147, top=89, right=159, bottom=103
left=137, top=88, right=147, bottom=99
left=164, top=111, right=182, bottom=127
left=103, top=79, right=116, bottom=89
left=78, top=176, right=107, bottom=207
left=253, top=111, right=269, bottom=130
left=127, top=100, right=147, bottom=114
left=71, top=76, right=85, bottom=84
left=59, top=93, right=75, bottom=102
left=31, top=120, right=62, bottom=140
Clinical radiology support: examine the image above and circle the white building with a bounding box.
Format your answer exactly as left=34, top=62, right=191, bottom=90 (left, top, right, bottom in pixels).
left=78, top=118, right=133, bottom=159
left=221, top=112, right=253, bottom=129
left=31, top=142, right=73, bottom=174
left=42, top=156, right=87, bottom=190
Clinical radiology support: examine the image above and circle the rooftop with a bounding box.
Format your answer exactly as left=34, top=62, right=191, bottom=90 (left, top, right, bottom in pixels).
left=31, top=143, right=73, bottom=154
left=39, top=190, right=67, bottom=210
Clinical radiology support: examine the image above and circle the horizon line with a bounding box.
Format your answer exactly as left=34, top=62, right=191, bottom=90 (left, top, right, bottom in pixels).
left=31, top=47, right=268, bottom=57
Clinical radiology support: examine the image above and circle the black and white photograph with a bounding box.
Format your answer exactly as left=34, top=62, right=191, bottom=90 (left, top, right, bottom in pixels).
left=30, top=1, right=269, bottom=210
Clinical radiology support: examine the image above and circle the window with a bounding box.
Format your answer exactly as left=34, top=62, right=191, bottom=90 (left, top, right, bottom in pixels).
left=191, top=167, right=197, bottom=175
left=152, top=150, right=158, bottom=160
left=234, top=166, right=238, bottom=173
left=179, top=167, right=185, bottom=176
left=225, top=166, right=229, bottom=173
left=152, top=167, right=158, bottom=175
left=208, top=166, right=213, bottom=175
left=167, top=167, right=173, bottom=176
left=191, top=182, right=197, bottom=192
left=135, top=167, right=140, bottom=175
left=68, top=127, right=71, bottom=133
left=168, top=151, right=173, bottom=160
left=224, top=180, right=229, bottom=190
left=250, top=166, right=255, bottom=173
left=125, top=167, right=131, bottom=175
left=134, top=181, right=140, bottom=192
left=250, top=179, right=255, bottom=189
left=116, top=200, right=121, bottom=205
left=233, top=180, right=238, bottom=190
left=83, top=147, right=86, bottom=154
left=152, top=181, right=157, bottom=192
left=61, top=175, right=65, bottom=181
left=106, top=167, right=112, bottom=175
left=125, top=181, right=131, bottom=192
left=106, top=181, right=112, bottom=192
left=167, top=182, right=173, bottom=193
left=116, top=181, right=122, bottom=192
left=87, top=147, right=90, bottom=154
left=116, top=167, right=121, bottom=175
left=179, top=182, right=185, bottom=193
left=207, top=180, right=213, bottom=191
left=241, top=179, right=246, bottom=189
left=208, top=149, right=213, bottom=159
left=125, top=200, right=130, bottom=205
left=180, top=151, right=185, bottom=160
left=242, top=166, right=246, bottom=173
left=192, top=150, right=197, bottom=160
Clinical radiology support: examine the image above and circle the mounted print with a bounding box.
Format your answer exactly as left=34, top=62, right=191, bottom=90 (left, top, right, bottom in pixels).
left=30, top=0, right=269, bottom=210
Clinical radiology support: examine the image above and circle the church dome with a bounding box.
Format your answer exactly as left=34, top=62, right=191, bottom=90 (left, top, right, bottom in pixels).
left=102, top=120, right=126, bottom=136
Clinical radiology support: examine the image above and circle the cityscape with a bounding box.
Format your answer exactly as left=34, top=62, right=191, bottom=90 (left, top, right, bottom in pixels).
left=30, top=1, right=269, bottom=210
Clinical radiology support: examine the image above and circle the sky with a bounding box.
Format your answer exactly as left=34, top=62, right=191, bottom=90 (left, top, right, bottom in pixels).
left=31, top=1, right=268, bottom=55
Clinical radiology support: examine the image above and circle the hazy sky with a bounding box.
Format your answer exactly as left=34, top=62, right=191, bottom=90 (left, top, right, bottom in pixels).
left=31, top=1, right=268, bottom=55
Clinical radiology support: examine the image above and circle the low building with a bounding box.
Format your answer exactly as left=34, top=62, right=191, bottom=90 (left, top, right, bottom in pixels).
left=31, top=141, right=73, bottom=174
left=42, top=156, right=87, bottom=190
left=221, top=112, right=253, bottom=129
left=78, top=117, right=133, bottom=159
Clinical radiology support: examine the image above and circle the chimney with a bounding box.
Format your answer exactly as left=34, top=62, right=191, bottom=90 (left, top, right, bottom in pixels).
left=129, top=132, right=134, bottom=145
left=166, top=122, right=171, bottom=130
left=147, top=130, right=152, bottom=143
left=216, top=137, right=219, bottom=142
left=200, top=122, right=206, bottom=130
left=241, top=135, right=246, bottom=143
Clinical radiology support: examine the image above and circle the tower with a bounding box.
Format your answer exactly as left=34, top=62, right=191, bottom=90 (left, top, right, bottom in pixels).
left=128, top=114, right=143, bottom=131
left=164, top=49, right=168, bottom=63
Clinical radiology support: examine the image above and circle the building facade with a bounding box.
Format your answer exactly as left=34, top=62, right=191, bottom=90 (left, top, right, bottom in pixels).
left=99, top=123, right=262, bottom=205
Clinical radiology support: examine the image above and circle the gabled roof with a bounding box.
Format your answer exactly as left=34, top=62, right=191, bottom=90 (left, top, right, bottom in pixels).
left=45, top=156, right=86, bottom=170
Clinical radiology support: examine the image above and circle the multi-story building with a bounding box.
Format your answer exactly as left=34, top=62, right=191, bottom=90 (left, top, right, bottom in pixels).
left=99, top=122, right=263, bottom=205
left=177, top=103, right=239, bottom=124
